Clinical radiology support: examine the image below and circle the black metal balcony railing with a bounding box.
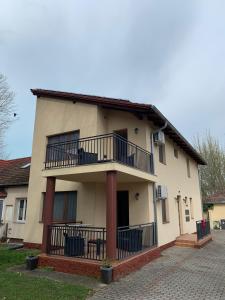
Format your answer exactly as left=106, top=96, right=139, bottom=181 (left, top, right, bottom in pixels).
left=117, top=222, right=157, bottom=260
left=48, top=222, right=157, bottom=261
left=48, top=224, right=106, bottom=261
left=196, top=220, right=211, bottom=240
left=45, top=133, right=154, bottom=174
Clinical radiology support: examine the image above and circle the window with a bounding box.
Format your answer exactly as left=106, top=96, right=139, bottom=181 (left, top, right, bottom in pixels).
left=174, top=148, right=178, bottom=158
left=0, top=200, right=3, bottom=222
left=161, top=198, right=169, bottom=223
left=186, top=158, right=191, bottom=178
left=185, top=209, right=190, bottom=222
left=17, top=199, right=27, bottom=222
left=159, top=144, right=166, bottom=164
left=47, top=131, right=80, bottom=162
left=42, top=191, right=77, bottom=223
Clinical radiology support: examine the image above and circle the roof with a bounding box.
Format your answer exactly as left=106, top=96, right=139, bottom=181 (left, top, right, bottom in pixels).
left=0, top=157, right=31, bottom=187
left=31, top=89, right=206, bottom=165
left=203, top=192, right=225, bottom=205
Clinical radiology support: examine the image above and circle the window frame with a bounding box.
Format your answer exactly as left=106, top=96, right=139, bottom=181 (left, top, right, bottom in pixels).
left=16, top=198, right=27, bottom=223
left=186, top=158, right=191, bottom=178
left=41, top=191, right=77, bottom=223
left=0, top=199, right=4, bottom=223
left=174, top=148, right=179, bottom=159
left=159, top=144, right=166, bottom=164
left=161, top=198, right=169, bottom=224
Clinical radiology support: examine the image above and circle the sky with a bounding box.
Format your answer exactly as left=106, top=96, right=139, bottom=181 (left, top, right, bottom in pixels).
left=1, top=0, right=225, bottom=159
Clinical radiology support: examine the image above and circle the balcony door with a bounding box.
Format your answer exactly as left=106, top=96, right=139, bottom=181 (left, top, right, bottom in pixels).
left=114, top=129, right=128, bottom=163
left=117, top=191, right=129, bottom=228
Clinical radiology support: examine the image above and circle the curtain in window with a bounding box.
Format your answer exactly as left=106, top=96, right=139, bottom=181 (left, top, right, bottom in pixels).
left=52, top=191, right=77, bottom=223
left=47, top=131, right=80, bottom=162
left=67, top=192, right=77, bottom=221
left=53, top=193, right=64, bottom=221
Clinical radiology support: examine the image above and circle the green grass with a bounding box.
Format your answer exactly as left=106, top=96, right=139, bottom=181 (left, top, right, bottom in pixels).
left=0, top=245, right=90, bottom=300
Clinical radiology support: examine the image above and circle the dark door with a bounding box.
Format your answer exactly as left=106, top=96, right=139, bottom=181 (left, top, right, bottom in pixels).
left=114, top=129, right=128, bottom=163
left=117, top=191, right=129, bottom=228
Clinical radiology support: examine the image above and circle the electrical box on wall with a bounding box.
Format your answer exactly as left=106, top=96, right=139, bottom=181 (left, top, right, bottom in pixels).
left=156, top=185, right=168, bottom=200
left=153, top=131, right=165, bottom=144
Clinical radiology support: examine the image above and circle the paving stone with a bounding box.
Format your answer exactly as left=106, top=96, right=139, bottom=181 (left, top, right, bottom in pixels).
left=89, top=231, right=225, bottom=299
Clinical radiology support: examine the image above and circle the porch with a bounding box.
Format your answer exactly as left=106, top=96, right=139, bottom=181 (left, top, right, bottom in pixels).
left=47, top=222, right=157, bottom=261
left=175, top=220, right=212, bottom=248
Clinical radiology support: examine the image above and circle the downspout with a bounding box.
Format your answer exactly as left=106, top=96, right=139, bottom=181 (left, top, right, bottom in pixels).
left=151, top=121, right=168, bottom=247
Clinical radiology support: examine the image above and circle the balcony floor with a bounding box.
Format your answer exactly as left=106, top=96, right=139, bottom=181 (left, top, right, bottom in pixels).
left=42, top=162, right=156, bottom=183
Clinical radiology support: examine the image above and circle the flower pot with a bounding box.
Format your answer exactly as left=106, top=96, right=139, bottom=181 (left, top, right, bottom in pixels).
left=100, top=266, right=113, bottom=284
left=26, top=256, right=38, bottom=270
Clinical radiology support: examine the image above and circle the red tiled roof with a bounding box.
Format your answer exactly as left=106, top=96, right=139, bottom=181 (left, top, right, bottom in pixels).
left=203, top=191, right=225, bottom=204
left=31, top=89, right=206, bottom=165
left=0, top=157, right=31, bottom=187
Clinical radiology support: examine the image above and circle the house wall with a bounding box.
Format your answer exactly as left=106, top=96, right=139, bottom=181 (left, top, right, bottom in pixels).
left=25, top=96, right=203, bottom=247
left=208, top=204, right=225, bottom=228
left=2, top=186, right=28, bottom=240
left=154, top=136, right=203, bottom=246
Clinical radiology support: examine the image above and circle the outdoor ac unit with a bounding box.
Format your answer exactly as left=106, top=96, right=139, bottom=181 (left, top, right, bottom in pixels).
left=153, top=131, right=165, bottom=144
left=156, top=185, right=168, bottom=200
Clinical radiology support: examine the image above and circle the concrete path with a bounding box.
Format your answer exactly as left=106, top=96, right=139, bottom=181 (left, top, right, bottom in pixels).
left=90, top=231, right=225, bottom=300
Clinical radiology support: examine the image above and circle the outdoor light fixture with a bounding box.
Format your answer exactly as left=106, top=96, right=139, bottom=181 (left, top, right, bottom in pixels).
left=134, top=127, right=139, bottom=134
left=135, top=193, right=140, bottom=200
left=183, top=197, right=188, bottom=204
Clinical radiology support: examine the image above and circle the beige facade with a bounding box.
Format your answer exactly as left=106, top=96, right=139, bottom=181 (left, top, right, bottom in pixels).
left=25, top=94, right=203, bottom=247
left=1, top=186, right=28, bottom=240
left=207, top=205, right=225, bottom=228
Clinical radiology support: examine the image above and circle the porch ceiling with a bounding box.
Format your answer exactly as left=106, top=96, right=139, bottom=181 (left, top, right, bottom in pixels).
left=42, top=162, right=156, bottom=183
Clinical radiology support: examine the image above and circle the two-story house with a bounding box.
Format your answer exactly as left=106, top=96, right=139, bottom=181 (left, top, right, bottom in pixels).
left=0, top=157, right=30, bottom=241
left=24, top=89, right=208, bottom=279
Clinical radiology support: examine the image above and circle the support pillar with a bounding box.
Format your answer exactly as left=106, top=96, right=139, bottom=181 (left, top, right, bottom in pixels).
left=42, top=176, right=56, bottom=253
left=106, top=171, right=117, bottom=260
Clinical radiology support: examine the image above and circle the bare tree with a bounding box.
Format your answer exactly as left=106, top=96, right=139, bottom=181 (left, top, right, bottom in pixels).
left=0, top=74, right=15, bottom=158
left=195, top=133, right=225, bottom=198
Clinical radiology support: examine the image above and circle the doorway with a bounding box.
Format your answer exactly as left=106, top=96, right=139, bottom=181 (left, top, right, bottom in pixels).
left=177, top=196, right=183, bottom=235
left=117, top=191, right=129, bottom=228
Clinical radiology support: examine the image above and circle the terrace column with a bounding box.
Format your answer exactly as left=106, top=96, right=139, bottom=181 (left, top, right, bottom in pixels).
left=106, top=170, right=117, bottom=260
left=42, top=176, right=56, bottom=253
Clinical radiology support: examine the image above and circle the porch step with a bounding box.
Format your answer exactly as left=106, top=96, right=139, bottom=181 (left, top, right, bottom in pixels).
left=175, top=234, right=212, bottom=248
left=175, top=241, right=195, bottom=248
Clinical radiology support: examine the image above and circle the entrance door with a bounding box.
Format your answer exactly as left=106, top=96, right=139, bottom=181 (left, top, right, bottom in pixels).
left=114, top=129, right=128, bottom=163
left=177, top=196, right=183, bottom=235
left=117, top=191, right=129, bottom=228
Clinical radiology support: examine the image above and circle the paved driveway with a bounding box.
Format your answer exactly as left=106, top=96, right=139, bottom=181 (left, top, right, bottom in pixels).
left=90, top=231, right=225, bottom=300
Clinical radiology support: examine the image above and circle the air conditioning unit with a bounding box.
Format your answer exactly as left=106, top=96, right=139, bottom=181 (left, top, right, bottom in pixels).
left=156, top=185, right=168, bottom=200
left=153, top=131, right=165, bottom=144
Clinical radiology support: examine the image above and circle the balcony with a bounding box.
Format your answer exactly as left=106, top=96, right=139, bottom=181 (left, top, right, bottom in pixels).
left=44, top=133, right=154, bottom=175
left=48, top=222, right=157, bottom=261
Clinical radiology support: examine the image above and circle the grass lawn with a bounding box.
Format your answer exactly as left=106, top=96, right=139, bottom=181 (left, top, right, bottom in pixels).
left=0, top=245, right=90, bottom=300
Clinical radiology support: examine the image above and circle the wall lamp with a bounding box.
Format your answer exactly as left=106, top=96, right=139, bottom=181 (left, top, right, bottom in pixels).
left=134, top=128, right=139, bottom=134
left=135, top=193, right=140, bottom=200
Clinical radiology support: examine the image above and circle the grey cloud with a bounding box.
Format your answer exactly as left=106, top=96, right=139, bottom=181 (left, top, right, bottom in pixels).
left=0, top=0, right=224, bottom=157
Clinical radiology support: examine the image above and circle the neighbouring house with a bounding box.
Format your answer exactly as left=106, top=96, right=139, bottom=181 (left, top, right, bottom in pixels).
left=0, top=157, right=31, bottom=242
left=203, top=191, right=225, bottom=229
left=24, top=89, right=209, bottom=279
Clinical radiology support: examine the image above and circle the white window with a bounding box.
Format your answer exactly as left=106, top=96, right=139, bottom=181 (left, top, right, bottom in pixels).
left=16, top=199, right=27, bottom=222
left=0, top=199, right=4, bottom=222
